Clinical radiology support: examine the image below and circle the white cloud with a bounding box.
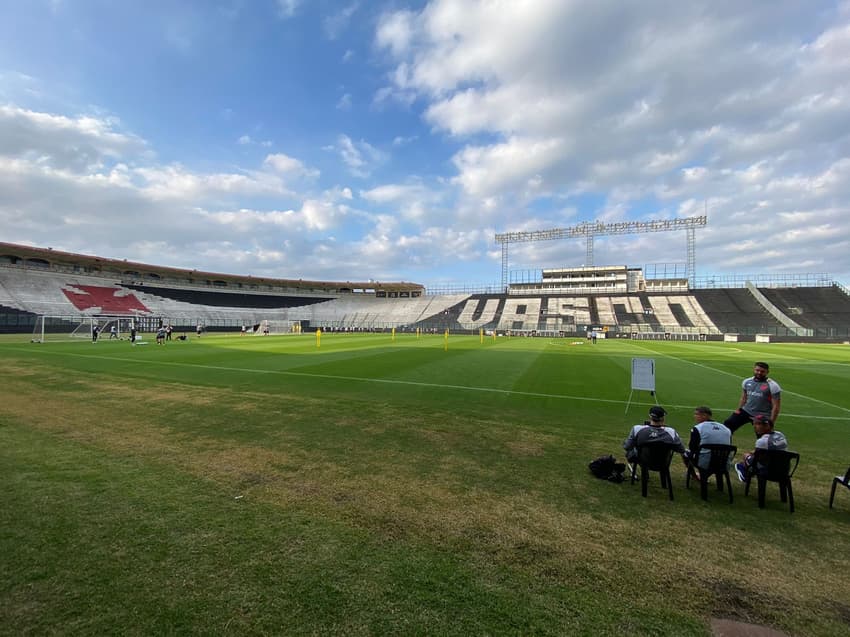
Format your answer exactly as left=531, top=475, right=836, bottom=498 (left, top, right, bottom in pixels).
left=0, top=104, right=146, bottom=171
left=392, top=135, right=418, bottom=146
left=360, top=181, right=443, bottom=222
left=0, top=105, right=379, bottom=280
left=334, top=134, right=387, bottom=178
left=451, top=136, right=566, bottom=198
left=203, top=196, right=345, bottom=233
left=238, top=135, right=274, bottom=147
left=324, top=3, right=359, bottom=40
left=336, top=93, right=352, bottom=111
left=375, top=10, right=415, bottom=57
left=276, top=0, right=300, bottom=19
left=133, top=164, right=287, bottom=201
left=262, top=152, right=319, bottom=179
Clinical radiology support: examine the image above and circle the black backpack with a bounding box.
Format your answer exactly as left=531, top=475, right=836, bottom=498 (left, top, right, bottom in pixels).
left=589, top=454, right=627, bottom=483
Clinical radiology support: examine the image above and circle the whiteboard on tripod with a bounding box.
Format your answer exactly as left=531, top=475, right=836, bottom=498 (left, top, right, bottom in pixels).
left=631, top=358, right=656, bottom=391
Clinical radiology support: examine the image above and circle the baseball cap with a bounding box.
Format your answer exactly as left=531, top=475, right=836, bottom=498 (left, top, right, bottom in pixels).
left=648, top=406, right=666, bottom=420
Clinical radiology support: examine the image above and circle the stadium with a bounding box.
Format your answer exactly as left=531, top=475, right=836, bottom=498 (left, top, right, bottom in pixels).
left=4, top=3, right=850, bottom=635
left=3, top=217, right=850, bottom=342
left=2, top=228, right=850, bottom=637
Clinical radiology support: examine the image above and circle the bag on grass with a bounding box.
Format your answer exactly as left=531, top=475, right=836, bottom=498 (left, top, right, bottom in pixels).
left=589, top=455, right=627, bottom=483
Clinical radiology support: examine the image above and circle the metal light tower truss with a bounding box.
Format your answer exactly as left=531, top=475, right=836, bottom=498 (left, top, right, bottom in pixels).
left=494, top=215, right=707, bottom=290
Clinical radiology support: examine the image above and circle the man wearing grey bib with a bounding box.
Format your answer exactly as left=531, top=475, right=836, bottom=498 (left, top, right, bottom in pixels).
left=724, top=362, right=781, bottom=434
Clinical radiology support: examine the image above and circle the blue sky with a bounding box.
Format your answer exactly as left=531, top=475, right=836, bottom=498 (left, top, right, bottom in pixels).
left=1, top=0, right=849, bottom=287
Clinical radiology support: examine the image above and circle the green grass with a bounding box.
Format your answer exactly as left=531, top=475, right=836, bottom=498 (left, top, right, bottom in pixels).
left=1, top=332, right=849, bottom=635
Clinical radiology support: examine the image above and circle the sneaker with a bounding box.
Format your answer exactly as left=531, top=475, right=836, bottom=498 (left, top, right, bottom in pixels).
left=735, top=462, right=747, bottom=482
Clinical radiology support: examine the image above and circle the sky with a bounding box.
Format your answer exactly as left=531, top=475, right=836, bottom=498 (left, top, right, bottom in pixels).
left=1, top=0, right=849, bottom=289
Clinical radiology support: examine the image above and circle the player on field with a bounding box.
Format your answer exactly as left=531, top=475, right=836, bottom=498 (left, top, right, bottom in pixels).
left=723, top=362, right=781, bottom=435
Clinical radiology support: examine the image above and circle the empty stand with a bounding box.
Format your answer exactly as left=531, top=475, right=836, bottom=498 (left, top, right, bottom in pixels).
left=497, top=297, right=542, bottom=331
left=757, top=286, right=850, bottom=332
left=63, top=285, right=151, bottom=314
left=594, top=297, right=616, bottom=326
left=692, top=288, right=784, bottom=334
left=458, top=297, right=501, bottom=329
left=2, top=262, right=848, bottom=339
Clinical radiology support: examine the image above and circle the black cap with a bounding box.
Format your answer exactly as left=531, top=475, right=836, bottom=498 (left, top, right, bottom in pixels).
left=648, top=406, right=666, bottom=420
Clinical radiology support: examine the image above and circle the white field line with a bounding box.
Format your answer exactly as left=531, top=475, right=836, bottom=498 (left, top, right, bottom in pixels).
left=9, top=346, right=850, bottom=422
left=627, top=342, right=850, bottom=417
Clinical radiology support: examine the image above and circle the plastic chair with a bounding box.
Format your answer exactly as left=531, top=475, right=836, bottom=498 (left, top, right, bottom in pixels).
left=631, top=442, right=677, bottom=500
left=686, top=444, right=737, bottom=503
left=743, top=449, right=800, bottom=513
left=829, top=466, right=850, bottom=509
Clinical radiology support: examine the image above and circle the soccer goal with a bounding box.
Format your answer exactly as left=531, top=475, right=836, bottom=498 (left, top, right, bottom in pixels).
left=253, top=319, right=302, bottom=335
left=32, top=315, right=138, bottom=343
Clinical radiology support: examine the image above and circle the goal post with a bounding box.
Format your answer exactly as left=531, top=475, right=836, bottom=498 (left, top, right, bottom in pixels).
left=254, top=319, right=302, bottom=335
left=31, top=315, right=139, bottom=343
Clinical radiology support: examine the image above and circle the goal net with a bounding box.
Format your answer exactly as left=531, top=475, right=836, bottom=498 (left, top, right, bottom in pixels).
left=253, top=319, right=302, bottom=335
left=32, top=315, right=139, bottom=343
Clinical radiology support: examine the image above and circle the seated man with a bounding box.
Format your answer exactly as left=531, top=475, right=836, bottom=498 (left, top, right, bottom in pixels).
left=623, top=406, right=686, bottom=464
left=683, top=406, right=732, bottom=479
left=735, top=415, right=788, bottom=481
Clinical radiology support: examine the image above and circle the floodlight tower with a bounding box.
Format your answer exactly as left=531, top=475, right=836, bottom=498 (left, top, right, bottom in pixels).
left=494, top=215, right=707, bottom=290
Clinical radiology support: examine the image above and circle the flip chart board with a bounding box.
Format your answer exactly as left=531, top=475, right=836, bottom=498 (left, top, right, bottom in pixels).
left=631, top=358, right=656, bottom=391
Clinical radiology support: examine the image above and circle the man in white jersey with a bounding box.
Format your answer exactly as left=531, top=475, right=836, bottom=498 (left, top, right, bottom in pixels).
left=724, top=362, right=781, bottom=435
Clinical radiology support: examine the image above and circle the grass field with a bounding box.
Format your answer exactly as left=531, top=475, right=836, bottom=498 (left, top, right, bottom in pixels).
left=2, top=331, right=849, bottom=636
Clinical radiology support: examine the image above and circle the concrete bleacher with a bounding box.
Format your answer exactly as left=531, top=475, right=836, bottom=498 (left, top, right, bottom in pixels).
left=457, top=297, right=501, bottom=329
left=0, top=266, right=463, bottom=330
left=676, top=295, right=720, bottom=333
left=0, top=268, right=90, bottom=315
left=497, top=297, right=542, bottom=331
left=756, top=285, right=850, bottom=331
left=594, top=297, right=617, bottom=326
left=295, top=293, right=470, bottom=329
left=692, top=288, right=784, bottom=334
left=647, top=296, right=680, bottom=327
left=0, top=276, right=19, bottom=308
left=647, top=295, right=721, bottom=334
left=609, top=295, right=663, bottom=331
left=63, top=284, right=152, bottom=314
left=0, top=267, right=339, bottom=326
left=537, top=297, right=588, bottom=331
left=3, top=263, right=847, bottom=339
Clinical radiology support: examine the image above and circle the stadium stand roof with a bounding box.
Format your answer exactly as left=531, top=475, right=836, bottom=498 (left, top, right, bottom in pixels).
left=0, top=242, right=424, bottom=295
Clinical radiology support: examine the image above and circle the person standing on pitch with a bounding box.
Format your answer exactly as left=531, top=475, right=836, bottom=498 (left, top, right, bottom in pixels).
left=723, top=362, right=781, bottom=435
